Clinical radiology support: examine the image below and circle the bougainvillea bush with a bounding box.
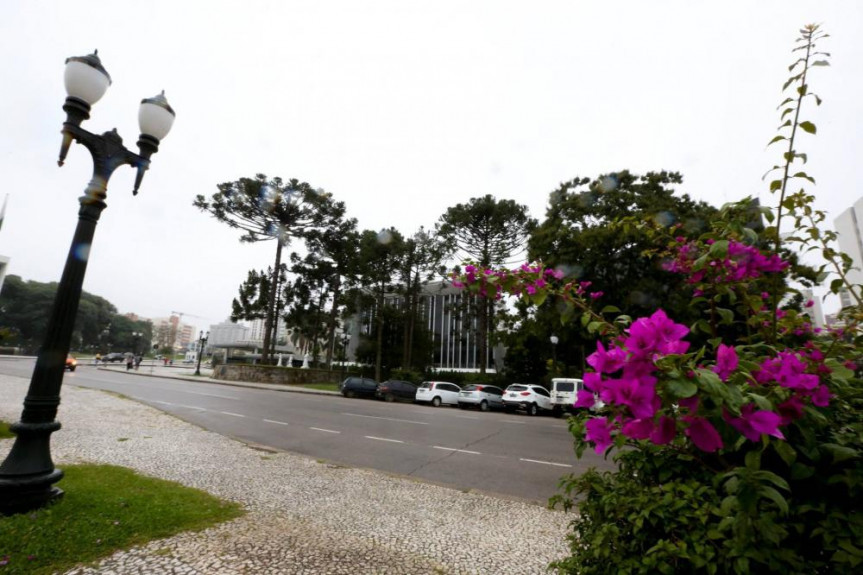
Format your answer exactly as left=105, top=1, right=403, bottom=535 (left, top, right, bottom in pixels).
left=452, top=26, right=862, bottom=574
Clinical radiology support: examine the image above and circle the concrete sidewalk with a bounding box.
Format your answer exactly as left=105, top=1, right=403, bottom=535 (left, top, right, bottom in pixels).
left=0, top=373, right=572, bottom=574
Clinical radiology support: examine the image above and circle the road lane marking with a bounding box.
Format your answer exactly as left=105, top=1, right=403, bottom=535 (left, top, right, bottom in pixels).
left=452, top=415, right=479, bottom=420
left=182, top=391, right=239, bottom=400
left=342, top=413, right=429, bottom=425
left=219, top=411, right=245, bottom=417
left=264, top=419, right=289, bottom=425
left=433, top=446, right=481, bottom=455
left=365, top=436, right=404, bottom=443
left=310, top=427, right=340, bottom=434
left=174, top=404, right=206, bottom=411
left=519, top=458, right=572, bottom=468
left=502, top=420, right=527, bottom=425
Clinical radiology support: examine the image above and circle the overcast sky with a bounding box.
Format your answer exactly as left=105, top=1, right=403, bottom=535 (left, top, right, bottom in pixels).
left=0, top=1, right=860, bottom=332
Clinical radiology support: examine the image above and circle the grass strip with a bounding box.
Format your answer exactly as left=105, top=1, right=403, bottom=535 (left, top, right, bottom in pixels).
left=0, top=464, right=244, bottom=574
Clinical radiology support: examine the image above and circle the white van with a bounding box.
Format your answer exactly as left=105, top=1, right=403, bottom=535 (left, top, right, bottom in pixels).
left=550, top=378, right=583, bottom=417
left=550, top=377, right=604, bottom=416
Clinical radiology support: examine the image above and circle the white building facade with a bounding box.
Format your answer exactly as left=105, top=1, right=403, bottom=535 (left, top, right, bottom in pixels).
left=834, top=196, right=863, bottom=305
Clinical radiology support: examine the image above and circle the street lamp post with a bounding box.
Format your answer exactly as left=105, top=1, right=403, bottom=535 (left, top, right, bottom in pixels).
left=550, top=334, right=559, bottom=375
left=194, top=330, right=209, bottom=376
left=341, top=333, right=351, bottom=379
left=0, top=51, right=175, bottom=515
left=131, top=331, right=143, bottom=355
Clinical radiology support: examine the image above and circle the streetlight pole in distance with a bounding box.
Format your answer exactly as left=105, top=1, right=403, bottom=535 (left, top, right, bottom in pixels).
left=550, top=334, right=559, bottom=376
left=195, top=330, right=209, bottom=376
left=0, top=51, right=175, bottom=515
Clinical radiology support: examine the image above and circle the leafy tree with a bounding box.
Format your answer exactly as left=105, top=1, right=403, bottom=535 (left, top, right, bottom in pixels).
left=194, top=174, right=345, bottom=361
left=437, top=195, right=536, bottom=373
left=0, top=275, right=118, bottom=353
left=354, top=228, right=407, bottom=381
left=292, top=216, right=360, bottom=369
left=396, top=227, right=448, bottom=370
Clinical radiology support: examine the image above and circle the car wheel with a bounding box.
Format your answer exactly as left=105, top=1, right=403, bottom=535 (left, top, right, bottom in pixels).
left=526, top=403, right=538, bottom=416
left=385, top=393, right=395, bottom=402
left=479, top=400, right=489, bottom=412
left=432, top=396, right=442, bottom=407
left=68, top=366, right=76, bottom=372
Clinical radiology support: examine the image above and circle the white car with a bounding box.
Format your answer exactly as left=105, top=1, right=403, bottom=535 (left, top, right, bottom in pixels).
left=550, top=377, right=582, bottom=417
left=458, top=384, right=505, bottom=411
left=416, top=381, right=461, bottom=407
left=502, top=384, right=552, bottom=416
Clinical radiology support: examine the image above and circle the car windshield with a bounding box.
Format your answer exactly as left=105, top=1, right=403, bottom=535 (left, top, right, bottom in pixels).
left=555, top=382, right=575, bottom=392
left=419, top=382, right=431, bottom=389
left=507, top=385, right=527, bottom=392
left=462, top=385, right=479, bottom=391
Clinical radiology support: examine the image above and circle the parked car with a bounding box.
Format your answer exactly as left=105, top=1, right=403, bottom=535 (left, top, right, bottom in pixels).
left=65, top=355, right=77, bottom=372
left=376, top=380, right=418, bottom=402
left=339, top=376, right=379, bottom=399
left=415, top=381, right=461, bottom=407
left=550, top=377, right=603, bottom=416
left=458, top=384, right=504, bottom=411
left=550, top=377, right=581, bottom=417
left=103, top=352, right=125, bottom=363
left=502, top=384, right=552, bottom=416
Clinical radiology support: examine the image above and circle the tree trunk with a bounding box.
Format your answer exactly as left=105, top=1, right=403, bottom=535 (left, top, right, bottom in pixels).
left=375, top=284, right=384, bottom=382
left=262, top=240, right=283, bottom=363
left=477, top=294, right=488, bottom=374
left=325, top=275, right=341, bottom=370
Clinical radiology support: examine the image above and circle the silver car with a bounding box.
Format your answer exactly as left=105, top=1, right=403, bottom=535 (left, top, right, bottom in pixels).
left=458, top=384, right=505, bottom=411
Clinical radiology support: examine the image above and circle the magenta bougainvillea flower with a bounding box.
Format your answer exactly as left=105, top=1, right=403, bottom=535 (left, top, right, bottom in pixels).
left=712, top=344, right=739, bottom=381
left=683, top=417, right=724, bottom=452
left=723, top=405, right=785, bottom=442
left=585, top=417, right=614, bottom=453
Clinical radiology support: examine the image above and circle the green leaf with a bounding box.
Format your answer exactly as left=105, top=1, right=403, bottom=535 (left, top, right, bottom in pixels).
left=811, top=60, right=830, bottom=66
left=666, top=379, right=698, bottom=399
left=770, top=179, right=783, bottom=192
left=758, top=486, right=789, bottom=514
left=600, top=305, right=621, bottom=314
left=792, top=171, right=816, bottom=183
left=799, top=121, right=817, bottom=134
left=716, top=307, right=735, bottom=325
left=708, top=240, right=729, bottom=258
left=773, top=440, right=797, bottom=466
left=745, top=450, right=761, bottom=471
left=767, top=135, right=787, bottom=146
left=532, top=291, right=548, bottom=307
left=823, top=443, right=859, bottom=463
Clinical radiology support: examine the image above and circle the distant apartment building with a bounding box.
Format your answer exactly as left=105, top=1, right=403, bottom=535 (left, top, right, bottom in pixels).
left=209, top=319, right=251, bottom=347
left=800, top=288, right=825, bottom=329
left=151, top=315, right=196, bottom=351
left=835, top=196, right=863, bottom=307
left=248, top=317, right=289, bottom=344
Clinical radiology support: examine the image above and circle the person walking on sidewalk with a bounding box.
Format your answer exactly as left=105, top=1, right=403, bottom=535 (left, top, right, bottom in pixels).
left=126, top=355, right=134, bottom=371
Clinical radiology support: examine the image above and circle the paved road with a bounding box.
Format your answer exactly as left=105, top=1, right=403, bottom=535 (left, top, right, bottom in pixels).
left=0, top=358, right=615, bottom=503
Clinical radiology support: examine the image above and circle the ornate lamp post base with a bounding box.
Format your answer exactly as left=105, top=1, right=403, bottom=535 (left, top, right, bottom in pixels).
left=0, top=421, right=64, bottom=515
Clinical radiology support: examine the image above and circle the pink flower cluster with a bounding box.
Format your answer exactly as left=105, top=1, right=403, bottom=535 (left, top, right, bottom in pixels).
left=664, top=239, right=789, bottom=285
left=578, top=309, right=811, bottom=455
left=580, top=309, right=726, bottom=453
left=450, top=263, right=568, bottom=300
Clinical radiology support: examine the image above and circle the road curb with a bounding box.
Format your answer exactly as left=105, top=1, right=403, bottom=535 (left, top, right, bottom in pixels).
left=95, top=365, right=341, bottom=397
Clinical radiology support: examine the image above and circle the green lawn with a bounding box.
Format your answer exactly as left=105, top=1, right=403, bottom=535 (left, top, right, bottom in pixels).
left=296, top=382, right=340, bottom=392
left=0, top=464, right=244, bottom=574
left=0, top=420, right=13, bottom=439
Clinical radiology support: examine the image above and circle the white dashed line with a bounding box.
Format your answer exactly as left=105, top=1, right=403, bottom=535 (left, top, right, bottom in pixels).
left=365, top=436, right=404, bottom=444
left=174, top=404, right=205, bottom=411
left=264, top=419, right=289, bottom=426
left=343, top=413, right=429, bottom=425
left=519, top=458, right=572, bottom=468
left=219, top=411, right=245, bottom=417
left=310, top=427, right=340, bottom=434
left=182, top=391, right=239, bottom=400
left=433, top=446, right=481, bottom=455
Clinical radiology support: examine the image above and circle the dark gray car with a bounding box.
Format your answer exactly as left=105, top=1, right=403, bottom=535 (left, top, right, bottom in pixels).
left=339, top=376, right=379, bottom=399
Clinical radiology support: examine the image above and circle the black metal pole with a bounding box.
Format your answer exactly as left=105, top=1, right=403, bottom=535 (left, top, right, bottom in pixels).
left=194, top=332, right=207, bottom=376
left=0, top=105, right=160, bottom=515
